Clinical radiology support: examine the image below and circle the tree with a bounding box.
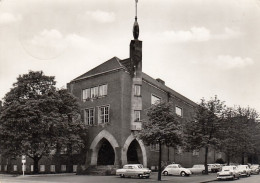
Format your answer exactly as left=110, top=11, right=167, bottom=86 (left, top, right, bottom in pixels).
left=0, top=71, right=87, bottom=173
left=232, top=107, right=259, bottom=164
left=138, top=101, right=182, bottom=181
left=184, top=96, right=225, bottom=174
left=219, top=107, right=241, bottom=165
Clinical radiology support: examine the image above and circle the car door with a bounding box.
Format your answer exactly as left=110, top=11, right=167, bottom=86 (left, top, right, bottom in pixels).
left=172, top=165, right=179, bottom=175
left=125, top=166, right=134, bottom=176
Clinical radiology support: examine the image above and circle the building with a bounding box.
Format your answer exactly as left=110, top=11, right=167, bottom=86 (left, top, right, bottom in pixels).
left=66, top=9, right=220, bottom=172
left=0, top=3, right=223, bottom=174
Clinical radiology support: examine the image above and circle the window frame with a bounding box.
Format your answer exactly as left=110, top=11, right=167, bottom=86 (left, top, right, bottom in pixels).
left=85, top=108, right=95, bottom=125
left=175, top=106, right=183, bottom=117
left=134, top=85, right=141, bottom=96
left=151, top=94, right=161, bottom=105
left=134, top=110, right=141, bottom=122
left=98, top=105, right=110, bottom=124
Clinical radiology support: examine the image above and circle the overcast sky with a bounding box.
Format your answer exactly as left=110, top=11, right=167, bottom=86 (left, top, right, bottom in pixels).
left=0, top=0, right=260, bottom=112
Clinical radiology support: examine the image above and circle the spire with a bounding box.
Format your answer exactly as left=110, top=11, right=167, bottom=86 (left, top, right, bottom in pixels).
left=133, top=0, right=139, bottom=40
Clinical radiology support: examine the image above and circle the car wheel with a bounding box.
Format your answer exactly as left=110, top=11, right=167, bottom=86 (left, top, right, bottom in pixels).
left=180, top=171, right=186, bottom=177
left=120, top=174, right=125, bottom=178
left=163, top=171, right=168, bottom=176
left=202, top=170, right=205, bottom=174
left=138, top=174, right=143, bottom=178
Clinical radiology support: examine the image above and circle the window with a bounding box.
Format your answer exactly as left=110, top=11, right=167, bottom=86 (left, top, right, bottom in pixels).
left=61, top=165, right=66, bottom=172
left=73, top=165, right=77, bottom=173
left=50, top=165, right=55, bottom=172
left=134, top=110, right=141, bottom=122
left=175, top=106, right=183, bottom=117
left=40, top=165, right=45, bottom=172
left=151, top=94, right=161, bottom=105
left=82, top=88, right=90, bottom=101
left=91, top=86, right=99, bottom=98
left=150, top=143, right=159, bottom=151
left=134, top=85, right=141, bottom=96
left=83, top=84, right=108, bottom=101
left=98, top=106, right=109, bottom=124
left=13, top=165, right=17, bottom=171
left=85, top=108, right=94, bottom=125
left=30, top=165, right=34, bottom=172
left=99, top=84, right=107, bottom=97
left=4, top=165, right=7, bottom=171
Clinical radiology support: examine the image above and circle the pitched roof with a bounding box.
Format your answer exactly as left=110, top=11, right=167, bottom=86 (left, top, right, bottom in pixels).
left=142, top=72, right=197, bottom=107
left=72, top=57, right=126, bottom=82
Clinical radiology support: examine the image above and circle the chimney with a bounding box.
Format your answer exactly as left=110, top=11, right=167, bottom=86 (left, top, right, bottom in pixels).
left=156, top=78, right=165, bottom=85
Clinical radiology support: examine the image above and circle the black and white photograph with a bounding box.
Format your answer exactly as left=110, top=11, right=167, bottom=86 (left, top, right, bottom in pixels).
left=0, top=0, right=260, bottom=182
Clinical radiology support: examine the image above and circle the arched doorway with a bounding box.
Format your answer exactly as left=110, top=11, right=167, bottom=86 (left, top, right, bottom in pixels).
left=97, top=138, right=115, bottom=165
left=127, top=139, right=143, bottom=164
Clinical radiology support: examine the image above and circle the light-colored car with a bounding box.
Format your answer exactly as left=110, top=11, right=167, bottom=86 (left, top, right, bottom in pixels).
left=217, top=166, right=240, bottom=180
left=116, top=164, right=151, bottom=178
left=250, top=164, right=260, bottom=174
left=188, top=164, right=211, bottom=174
left=208, top=164, right=222, bottom=172
left=237, top=165, right=251, bottom=177
left=162, top=164, right=192, bottom=176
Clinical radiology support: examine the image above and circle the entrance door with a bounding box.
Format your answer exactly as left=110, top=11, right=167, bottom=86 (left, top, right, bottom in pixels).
left=97, top=138, right=115, bottom=165
left=127, top=139, right=143, bottom=164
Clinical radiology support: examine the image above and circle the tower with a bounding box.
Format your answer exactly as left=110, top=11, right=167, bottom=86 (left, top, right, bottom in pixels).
left=130, top=0, right=143, bottom=132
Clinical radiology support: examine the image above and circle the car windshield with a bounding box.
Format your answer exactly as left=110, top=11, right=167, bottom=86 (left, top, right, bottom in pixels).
left=251, top=165, right=259, bottom=168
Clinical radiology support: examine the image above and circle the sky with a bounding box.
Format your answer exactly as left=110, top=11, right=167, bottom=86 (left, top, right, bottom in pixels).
left=0, top=0, right=260, bottom=112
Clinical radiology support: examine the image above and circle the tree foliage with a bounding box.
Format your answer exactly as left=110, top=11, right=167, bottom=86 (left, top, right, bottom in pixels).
left=138, top=101, right=182, bottom=180
left=0, top=71, right=87, bottom=173
left=184, top=95, right=225, bottom=174
left=220, top=106, right=259, bottom=164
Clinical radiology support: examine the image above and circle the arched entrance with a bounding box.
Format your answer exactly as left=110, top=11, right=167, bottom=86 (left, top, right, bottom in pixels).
left=97, top=138, right=115, bottom=165
left=122, top=133, right=147, bottom=167
left=89, top=130, right=119, bottom=166
left=127, top=139, right=143, bottom=164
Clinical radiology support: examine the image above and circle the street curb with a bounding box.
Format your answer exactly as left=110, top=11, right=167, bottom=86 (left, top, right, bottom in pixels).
left=16, top=173, right=76, bottom=178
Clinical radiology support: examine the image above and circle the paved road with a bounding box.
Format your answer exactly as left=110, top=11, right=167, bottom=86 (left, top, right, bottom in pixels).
left=0, top=173, right=259, bottom=183
left=0, top=173, right=216, bottom=183
left=214, top=175, right=260, bottom=183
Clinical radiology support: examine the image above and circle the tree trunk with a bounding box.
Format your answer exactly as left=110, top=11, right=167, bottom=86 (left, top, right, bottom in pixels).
left=204, top=146, right=208, bottom=174
left=33, top=157, right=40, bottom=174
left=227, top=155, right=230, bottom=165
left=241, top=153, right=245, bottom=165
left=158, top=142, right=162, bottom=181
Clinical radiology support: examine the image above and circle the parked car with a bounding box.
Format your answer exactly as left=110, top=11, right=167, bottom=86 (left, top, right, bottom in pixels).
left=250, top=164, right=260, bottom=175
left=208, top=164, right=221, bottom=173
left=188, top=164, right=211, bottom=174
left=237, top=165, right=251, bottom=177
left=162, top=164, right=192, bottom=176
left=116, top=164, right=151, bottom=178
left=217, top=165, right=240, bottom=180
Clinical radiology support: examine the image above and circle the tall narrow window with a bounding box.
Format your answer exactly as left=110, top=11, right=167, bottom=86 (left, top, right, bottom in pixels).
left=85, top=108, right=94, bottom=125
left=82, top=88, right=90, bottom=101
left=98, top=106, right=109, bottom=124
left=151, top=94, right=161, bottom=105
left=175, top=106, right=183, bottom=117
left=99, top=84, right=107, bottom=97
left=91, top=86, right=99, bottom=98
left=134, top=110, right=141, bottom=122
left=50, top=165, right=55, bottom=172
left=134, top=85, right=141, bottom=96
